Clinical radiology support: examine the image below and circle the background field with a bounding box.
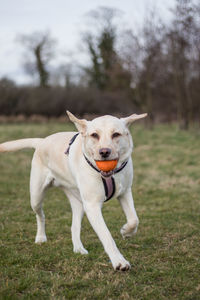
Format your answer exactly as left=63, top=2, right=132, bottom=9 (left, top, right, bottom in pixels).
left=0, top=123, right=200, bottom=299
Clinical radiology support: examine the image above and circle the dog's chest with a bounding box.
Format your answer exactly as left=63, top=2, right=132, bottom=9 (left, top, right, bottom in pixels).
left=113, top=173, right=131, bottom=198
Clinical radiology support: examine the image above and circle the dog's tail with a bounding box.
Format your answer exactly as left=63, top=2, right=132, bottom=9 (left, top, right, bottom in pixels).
left=0, top=138, right=43, bottom=153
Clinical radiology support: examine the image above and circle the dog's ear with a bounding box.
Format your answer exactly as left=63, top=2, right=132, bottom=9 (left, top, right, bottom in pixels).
left=66, top=111, right=87, bottom=135
left=121, top=113, right=147, bottom=127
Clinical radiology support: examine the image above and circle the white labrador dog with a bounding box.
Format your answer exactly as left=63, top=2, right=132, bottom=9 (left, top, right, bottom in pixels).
left=0, top=111, right=147, bottom=271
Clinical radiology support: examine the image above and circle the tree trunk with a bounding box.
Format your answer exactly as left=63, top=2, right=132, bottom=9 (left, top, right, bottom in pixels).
left=35, top=45, right=49, bottom=88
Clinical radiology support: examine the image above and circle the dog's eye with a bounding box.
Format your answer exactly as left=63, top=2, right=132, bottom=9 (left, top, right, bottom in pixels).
left=91, top=133, right=99, bottom=139
left=112, top=132, right=121, bottom=139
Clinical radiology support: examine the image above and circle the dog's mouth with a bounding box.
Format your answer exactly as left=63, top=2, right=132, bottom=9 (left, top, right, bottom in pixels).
left=94, top=159, right=119, bottom=177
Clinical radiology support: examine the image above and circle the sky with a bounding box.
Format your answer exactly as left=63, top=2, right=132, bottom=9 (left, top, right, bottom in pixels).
left=0, top=0, right=176, bottom=84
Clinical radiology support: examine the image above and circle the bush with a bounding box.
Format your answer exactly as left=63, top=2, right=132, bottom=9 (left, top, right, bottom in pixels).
left=0, top=82, right=136, bottom=117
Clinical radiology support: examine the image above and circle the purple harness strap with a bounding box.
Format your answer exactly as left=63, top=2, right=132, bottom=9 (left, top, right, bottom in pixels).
left=65, top=133, right=128, bottom=202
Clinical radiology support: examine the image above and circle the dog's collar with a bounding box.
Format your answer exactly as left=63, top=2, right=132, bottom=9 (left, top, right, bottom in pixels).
left=65, top=133, right=128, bottom=202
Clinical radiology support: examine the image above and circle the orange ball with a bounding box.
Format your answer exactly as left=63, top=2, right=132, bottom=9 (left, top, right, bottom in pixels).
left=95, top=160, right=118, bottom=172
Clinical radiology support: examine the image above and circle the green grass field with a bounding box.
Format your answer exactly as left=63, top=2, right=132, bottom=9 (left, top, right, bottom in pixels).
left=0, top=123, right=200, bottom=299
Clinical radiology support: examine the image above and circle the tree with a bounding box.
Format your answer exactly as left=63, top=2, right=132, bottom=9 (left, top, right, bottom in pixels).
left=120, top=0, right=200, bottom=128
left=83, top=7, right=131, bottom=91
left=120, top=11, right=165, bottom=127
left=0, top=77, right=16, bottom=88
left=167, top=0, right=196, bottom=129
left=18, top=31, right=56, bottom=87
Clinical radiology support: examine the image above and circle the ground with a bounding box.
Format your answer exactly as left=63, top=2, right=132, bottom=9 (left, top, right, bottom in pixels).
left=0, top=122, right=199, bottom=299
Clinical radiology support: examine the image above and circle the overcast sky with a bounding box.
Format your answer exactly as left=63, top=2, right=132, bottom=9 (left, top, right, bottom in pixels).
left=0, top=0, right=176, bottom=84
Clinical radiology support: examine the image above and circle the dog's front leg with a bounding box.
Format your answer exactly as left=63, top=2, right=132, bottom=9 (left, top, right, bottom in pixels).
left=83, top=200, right=130, bottom=271
left=118, top=188, right=139, bottom=239
left=64, top=189, right=88, bottom=255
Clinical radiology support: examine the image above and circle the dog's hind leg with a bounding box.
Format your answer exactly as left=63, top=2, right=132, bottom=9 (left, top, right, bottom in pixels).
left=64, top=190, right=88, bottom=255
left=118, top=188, right=139, bottom=239
left=30, top=153, right=51, bottom=244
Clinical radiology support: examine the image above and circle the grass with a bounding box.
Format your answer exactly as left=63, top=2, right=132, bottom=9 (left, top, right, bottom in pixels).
left=0, top=122, right=200, bottom=299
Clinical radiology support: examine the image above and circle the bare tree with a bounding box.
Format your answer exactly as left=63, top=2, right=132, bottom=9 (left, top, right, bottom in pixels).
left=166, top=0, right=196, bottom=129
left=18, top=31, right=56, bottom=87
left=120, top=0, right=200, bottom=128
left=120, top=10, right=165, bottom=127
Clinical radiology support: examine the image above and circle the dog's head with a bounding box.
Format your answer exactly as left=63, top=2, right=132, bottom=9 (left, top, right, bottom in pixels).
left=67, top=111, right=147, bottom=165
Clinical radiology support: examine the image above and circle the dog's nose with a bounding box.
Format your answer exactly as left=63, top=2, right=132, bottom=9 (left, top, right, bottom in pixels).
left=99, top=148, right=111, bottom=158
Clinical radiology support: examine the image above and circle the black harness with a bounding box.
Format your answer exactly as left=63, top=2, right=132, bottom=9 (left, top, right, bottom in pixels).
left=65, top=133, right=128, bottom=202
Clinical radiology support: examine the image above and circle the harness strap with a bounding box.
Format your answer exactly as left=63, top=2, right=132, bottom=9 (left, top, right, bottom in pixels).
left=84, top=154, right=100, bottom=173
left=65, top=133, right=128, bottom=202
left=65, top=133, right=79, bottom=155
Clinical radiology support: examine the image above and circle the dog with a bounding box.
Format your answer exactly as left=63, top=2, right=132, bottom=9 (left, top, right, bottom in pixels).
left=0, top=111, right=147, bottom=271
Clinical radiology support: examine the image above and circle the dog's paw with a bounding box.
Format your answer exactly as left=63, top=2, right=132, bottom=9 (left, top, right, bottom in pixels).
left=73, top=246, right=88, bottom=255
left=35, top=235, right=47, bottom=244
left=120, top=220, right=139, bottom=239
left=112, top=257, right=131, bottom=271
